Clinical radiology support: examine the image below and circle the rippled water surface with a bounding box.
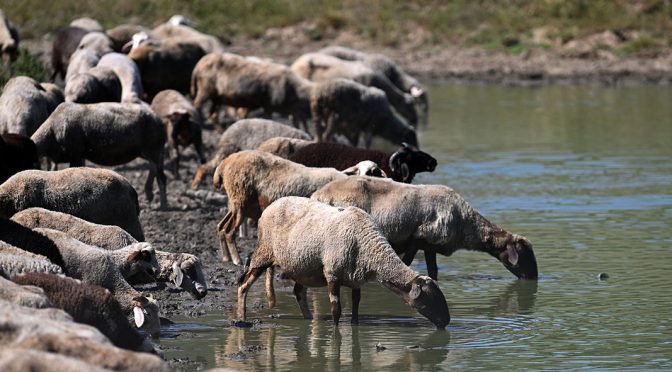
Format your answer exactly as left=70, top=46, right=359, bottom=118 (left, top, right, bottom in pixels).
left=162, top=84, right=672, bottom=370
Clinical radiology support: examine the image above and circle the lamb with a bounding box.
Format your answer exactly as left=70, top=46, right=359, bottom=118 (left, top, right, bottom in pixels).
left=26, top=227, right=162, bottom=337
left=0, top=11, right=19, bottom=70
left=0, top=168, right=145, bottom=240
left=211, top=150, right=384, bottom=265
left=288, top=142, right=436, bottom=183
left=64, top=66, right=122, bottom=103
left=13, top=273, right=156, bottom=352
left=191, top=118, right=312, bottom=189
left=150, top=89, right=206, bottom=178
left=311, top=176, right=539, bottom=280
left=319, top=45, right=429, bottom=120
left=310, top=79, right=418, bottom=148
left=190, top=52, right=313, bottom=128
left=151, top=15, right=225, bottom=54
left=128, top=38, right=207, bottom=100
left=256, top=136, right=313, bottom=159
left=11, top=207, right=208, bottom=300
left=291, top=52, right=417, bottom=126
left=30, top=102, right=168, bottom=209
left=0, top=133, right=38, bottom=184
left=50, top=26, right=90, bottom=81
left=107, top=24, right=151, bottom=52
left=0, top=76, right=64, bottom=136
left=237, top=196, right=450, bottom=328
left=97, top=52, right=144, bottom=104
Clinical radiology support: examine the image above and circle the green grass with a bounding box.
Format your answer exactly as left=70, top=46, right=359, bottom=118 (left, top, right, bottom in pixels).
left=2, top=0, right=671, bottom=56
left=0, top=48, right=48, bottom=86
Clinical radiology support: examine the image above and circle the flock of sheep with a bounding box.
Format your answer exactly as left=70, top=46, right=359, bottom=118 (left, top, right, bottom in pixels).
left=0, top=11, right=539, bottom=370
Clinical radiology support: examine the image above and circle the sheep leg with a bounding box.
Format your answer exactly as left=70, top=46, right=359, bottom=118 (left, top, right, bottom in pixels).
left=328, top=281, right=342, bottom=325
left=216, top=211, right=234, bottom=263
left=425, top=250, right=438, bottom=280
left=222, top=208, right=244, bottom=266
left=351, top=288, right=361, bottom=324
left=144, top=164, right=156, bottom=203
left=265, top=266, right=276, bottom=309
left=402, top=246, right=420, bottom=266
left=169, top=144, right=180, bottom=180
left=293, top=283, right=312, bottom=320
left=237, top=267, right=266, bottom=320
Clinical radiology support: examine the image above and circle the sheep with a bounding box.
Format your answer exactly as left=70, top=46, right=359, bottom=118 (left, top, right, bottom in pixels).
left=13, top=273, right=156, bottom=352
left=0, top=275, right=52, bottom=308
left=76, top=31, right=114, bottom=56
left=107, top=24, right=151, bottom=52
left=24, top=227, right=162, bottom=337
left=312, top=176, right=539, bottom=280
left=128, top=38, right=207, bottom=100
left=211, top=150, right=384, bottom=265
left=151, top=15, right=225, bottom=54
left=191, top=118, right=312, bottom=189
left=288, top=142, right=436, bottom=183
left=0, top=348, right=105, bottom=372
left=50, top=26, right=90, bottom=81
left=150, top=89, right=206, bottom=178
left=292, top=52, right=417, bottom=126
left=310, top=79, right=418, bottom=148
left=0, top=133, right=38, bottom=184
left=69, top=17, right=104, bottom=32
left=319, top=45, right=429, bottom=120
left=237, top=196, right=451, bottom=328
left=256, top=136, right=313, bottom=159
left=0, top=11, right=19, bottom=70
left=190, top=52, right=313, bottom=128
left=97, top=52, right=144, bottom=104
left=64, top=66, right=122, bottom=103
left=0, top=242, right=64, bottom=277
left=31, top=102, right=168, bottom=209
left=64, top=48, right=101, bottom=82
left=0, top=168, right=145, bottom=240
left=0, top=76, right=64, bottom=136
left=11, top=207, right=208, bottom=300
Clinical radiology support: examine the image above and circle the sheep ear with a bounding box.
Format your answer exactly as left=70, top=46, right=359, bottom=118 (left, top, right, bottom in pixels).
left=121, top=40, right=133, bottom=53
left=133, top=306, right=145, bottom=328
left=172, top=262, right=184, bottom=287
left=409, top=282, right=422, bottom=300
left=507, top=244, right=519, bottom=266
left=342, top=164, right=358, bottom=176
left=401, top=163, right=410, bottom=181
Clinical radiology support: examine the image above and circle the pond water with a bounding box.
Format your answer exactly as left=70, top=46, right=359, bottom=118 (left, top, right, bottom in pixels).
left=161, top=83, right=672, bottom=370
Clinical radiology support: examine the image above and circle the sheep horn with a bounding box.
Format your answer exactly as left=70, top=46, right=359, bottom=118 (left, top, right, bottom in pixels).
left=388, top=150, right=402, bottom=173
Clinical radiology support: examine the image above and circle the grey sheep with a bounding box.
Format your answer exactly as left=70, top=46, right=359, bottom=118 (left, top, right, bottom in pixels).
left=29, top=227, right=162, bottom=337
left=310, top=78, right=418, bottom=147
left=292, top=52, right=417, bottom=126
left=14, top=273, right=157, bottom=352
left=64, top=66, right=122, bottom=103
left=191, top=118, right=312, bottom=189
left=97, top=52, right=144, bottom=104
left=128, top=38, right=207, bottom=100
left=0, top=168, right=145, bottom=240
left=0, top=275, right=51, bottom=309
left=190, top=52, right=313, bottom=128
left=150, top=89, right=206, bottom=178
left=211, top=150, right=383, bottom=265
left=11, top=207, right=208, bottom=300
left=256, top=136, right=314, bottom=159
left=0, top=10, right=19, bottom=70
left=238, top=196, right=450, bottom=328
left=0, top=76, right=64, bottom=136
left=320, top=45, right=428, bottom=121
left=151, top=15, right=225, bottom=54
left=31, top=102, right=168, bottom=209
left=312, top=176, right=539, bottom=280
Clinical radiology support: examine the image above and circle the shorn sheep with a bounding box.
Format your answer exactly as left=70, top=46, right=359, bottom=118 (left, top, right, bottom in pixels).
left=211, top=150, right=384, bottom=265
left=11, top=207, right=208, bottom=300
left=191, top=118, right=312, bottom=189
left=30, top=102, right=168, bottom=209
left=288, top=142, right=437, bottom=183
left=0, top=76, right=64, bottom=136
left=150, top=89, right=206, bottom=178
left=0, top=168, right=145, bottom=240
left=237, top=196, right=451, bottom=328
left=312, top=176, right=539, bottom=280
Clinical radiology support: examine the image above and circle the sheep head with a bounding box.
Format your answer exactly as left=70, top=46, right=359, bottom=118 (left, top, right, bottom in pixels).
left=132, top=295, right=161, bottom=338
left=342, top=160, right=387, bottom=178
left=126, top=243, right=160, bottom=279
left=169, top=254, right=208, bottom=300
left=388, top=143, right=437, bottom=183
left=384, top=275, right=450, bottom=329
left=497, top=235, right=538, bottom=280
left=167, top=110, right=195, bottom=146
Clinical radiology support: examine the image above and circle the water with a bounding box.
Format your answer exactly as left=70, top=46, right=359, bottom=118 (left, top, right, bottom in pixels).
left=161, top=84, right=672, bottom=370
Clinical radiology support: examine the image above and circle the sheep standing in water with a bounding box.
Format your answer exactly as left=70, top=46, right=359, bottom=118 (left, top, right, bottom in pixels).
left=238, top=196, right=450, bottom=328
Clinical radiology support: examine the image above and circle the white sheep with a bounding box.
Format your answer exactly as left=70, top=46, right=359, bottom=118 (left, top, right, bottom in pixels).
left=312, top=176, right=539, bottom=280
left=151, top=15, right=225, bottom=54
left=238, top=196, right=450, bottom=328
left=0, top=168, right=146, bottom=241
